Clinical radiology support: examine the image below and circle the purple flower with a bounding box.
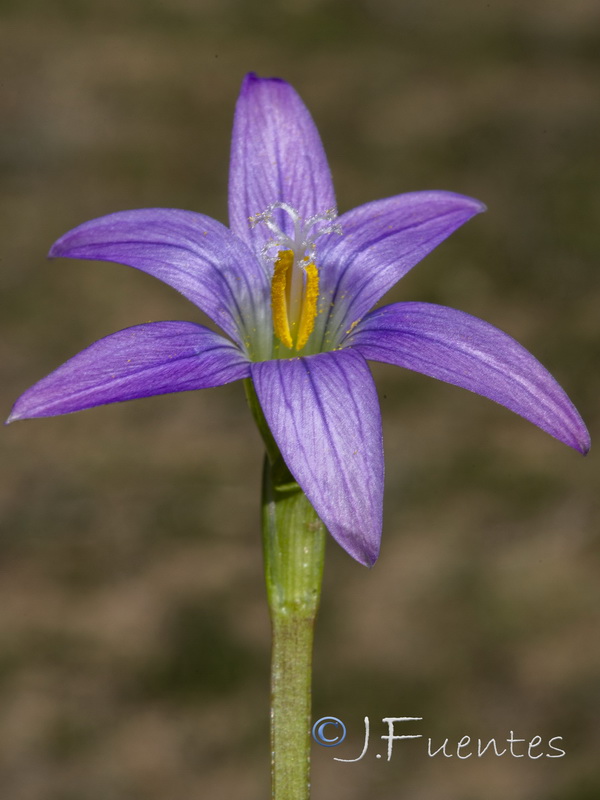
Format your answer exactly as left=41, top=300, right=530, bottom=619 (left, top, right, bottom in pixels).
left=9, top=73, right=590, bottom=566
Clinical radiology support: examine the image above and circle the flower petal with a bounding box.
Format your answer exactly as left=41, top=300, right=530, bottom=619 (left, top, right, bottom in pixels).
left=49, top=209, right=272, bottom=359
left=347, top=302, right=590, bottom=454
left=250, top=350, right=383, bottom=566
left=316, top=191, right=485, bottom=346
left=228, top=73, right=336, bottom=253
left=8, top=322, right=250, bottom=421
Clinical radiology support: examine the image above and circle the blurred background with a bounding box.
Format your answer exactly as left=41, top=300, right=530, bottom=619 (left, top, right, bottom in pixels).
left=1, top=1, right=599, bottom=798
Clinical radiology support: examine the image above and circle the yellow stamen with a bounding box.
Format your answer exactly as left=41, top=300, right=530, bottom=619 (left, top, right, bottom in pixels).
left=271, top=250, right=294, bottom=349
left=296, top=261, right=319, bottom=350
left=270, top=249, right=320, bottom=351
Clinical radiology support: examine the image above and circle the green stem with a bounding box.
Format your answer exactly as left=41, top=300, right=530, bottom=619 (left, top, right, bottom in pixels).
left=245, top=380, right=326, bottom=800
left=263, top=457, right=325, bottom=800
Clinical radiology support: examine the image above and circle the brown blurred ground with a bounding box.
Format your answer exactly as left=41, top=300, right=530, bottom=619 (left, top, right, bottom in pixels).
left=1, top=2, right=599, bottom=799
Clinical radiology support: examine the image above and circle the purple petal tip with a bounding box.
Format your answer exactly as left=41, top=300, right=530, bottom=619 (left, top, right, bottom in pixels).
left=577, top=433, right=591, bottom=456
left=243, top=71, right=286, bottom=86
left=48, top=235, right=68, bottom=259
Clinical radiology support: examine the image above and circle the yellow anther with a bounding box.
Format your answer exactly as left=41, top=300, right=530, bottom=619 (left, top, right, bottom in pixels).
left=270, top=250, right=320, bottom=351
left=296, top=261, right=319, bottom=350
left=271, top=250, right=294, bottom=349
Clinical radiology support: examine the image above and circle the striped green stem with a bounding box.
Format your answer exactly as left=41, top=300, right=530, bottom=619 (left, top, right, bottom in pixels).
left=245, top=380, right=326, bottom=800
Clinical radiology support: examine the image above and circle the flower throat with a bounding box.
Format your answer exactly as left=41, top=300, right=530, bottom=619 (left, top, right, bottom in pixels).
left=250, top=203, right=341, bottom=351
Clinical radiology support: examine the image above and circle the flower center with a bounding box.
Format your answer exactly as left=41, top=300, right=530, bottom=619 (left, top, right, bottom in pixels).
left=250, top=203, right=341, bottom=351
